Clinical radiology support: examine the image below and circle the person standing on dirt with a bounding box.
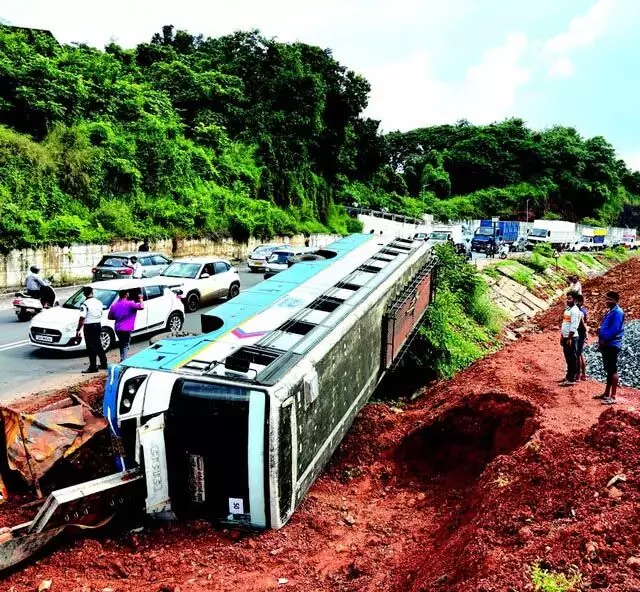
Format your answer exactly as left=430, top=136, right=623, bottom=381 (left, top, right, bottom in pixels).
left=568, top=275, right=582, bottom=295
left=559, top=291, right=581, bottom=386
left=76, top=286, right=108, bottom=374
left=576, top=293, right=589, bottom=381
left=595, top=291, right=625, bottom=405
left=138, top=239, right=150, bottom=252
left=108, top=289, right=144, bottom=362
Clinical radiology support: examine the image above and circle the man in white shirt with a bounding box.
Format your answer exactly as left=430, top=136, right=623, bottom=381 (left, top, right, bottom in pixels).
left=128, top=256, right=144, bottom=279
left=76, top=287, right=108, bottom=373
left=559, top=291, right=582, bottom=386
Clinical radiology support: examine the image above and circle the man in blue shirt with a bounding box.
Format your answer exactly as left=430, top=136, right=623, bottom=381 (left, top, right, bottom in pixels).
left=596, top=291, right=625, bottom=405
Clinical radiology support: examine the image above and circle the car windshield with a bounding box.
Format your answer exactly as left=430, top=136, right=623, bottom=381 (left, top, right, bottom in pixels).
left=476, top=227, right=494, bottom=236
left=98, top=256, right=129, bottom=267
left=161, top=262, right=201, bottom=279
left=63, top=288, right=117, bottom=310
left=530, top=228, right=547, bottom=238
left=252, top=246, right=278, bottom=257
left=268, top=252, right=293, bottom=264
left=429, top=232, right=449, bottom=241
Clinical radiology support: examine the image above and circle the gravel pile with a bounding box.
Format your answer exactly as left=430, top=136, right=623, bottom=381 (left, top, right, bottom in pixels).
left=584, top=320, right=640, bottom=388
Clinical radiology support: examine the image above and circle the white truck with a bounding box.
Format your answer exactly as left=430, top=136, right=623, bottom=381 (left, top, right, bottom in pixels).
left=622, top=230, right=638, bottom=250
left=568, top=227, right=607, bottom=252
left=426, top=224, right=463, bottom=248
left=527, top=220, right=576, bottom=250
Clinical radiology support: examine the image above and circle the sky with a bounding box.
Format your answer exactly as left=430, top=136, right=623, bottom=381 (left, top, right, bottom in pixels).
left=3, top=0, right=640, bottom=170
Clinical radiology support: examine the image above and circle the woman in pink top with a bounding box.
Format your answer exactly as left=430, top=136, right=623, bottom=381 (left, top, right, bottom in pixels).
left=108, top=289, right=144, bottom=362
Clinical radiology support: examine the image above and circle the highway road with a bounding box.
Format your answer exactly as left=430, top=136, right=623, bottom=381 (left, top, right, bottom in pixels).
left=0, top=267, right=264, bottom=402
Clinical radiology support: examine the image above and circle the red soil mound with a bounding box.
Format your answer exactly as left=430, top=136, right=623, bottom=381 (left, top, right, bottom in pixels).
left=3, top=258, right=640, bottom=591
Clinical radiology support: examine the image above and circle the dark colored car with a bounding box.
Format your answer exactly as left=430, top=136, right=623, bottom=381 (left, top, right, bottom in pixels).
left=92, top=251, right=172, bottom=281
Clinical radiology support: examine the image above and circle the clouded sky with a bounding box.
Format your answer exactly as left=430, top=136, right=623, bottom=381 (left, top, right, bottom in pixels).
left=3, top=0, right=640, bottom=169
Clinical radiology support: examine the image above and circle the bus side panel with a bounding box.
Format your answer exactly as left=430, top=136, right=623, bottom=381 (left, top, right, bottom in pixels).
left=276, top=403, right=294, bottom=525
left=293, top=299, right=384, bottom=504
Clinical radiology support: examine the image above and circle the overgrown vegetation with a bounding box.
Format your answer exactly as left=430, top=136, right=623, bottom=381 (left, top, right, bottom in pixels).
left=1, top=24, right=639, bottom=253
left=411, top=243, right=503, bottom=378
left=0, top=25, right=371, bottom=252
left=380, top=120, right=640, bottom=224
left=530, top=563, right=582, bottom=592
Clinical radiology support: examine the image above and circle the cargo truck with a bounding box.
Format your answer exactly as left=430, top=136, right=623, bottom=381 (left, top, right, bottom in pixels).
left=623, top=230, right=638, bottom=250
left=527, top=220, right=576, bottom=250
left=471, top=220, right=520, bottom=252
left=568, top=227, right=607, bottom=252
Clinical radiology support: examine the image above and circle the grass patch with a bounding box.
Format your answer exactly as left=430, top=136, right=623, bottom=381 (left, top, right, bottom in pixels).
left=517, top=253, right=552, bottom=273
left=482, top=267, right=501, bottom=281
left=512, top=267, right=534, bottom=290
left=530, top=563, right=582, bottom=591
left=557, top=254, right=580, bottom=275
left=601, top=246, right=628, bottom=262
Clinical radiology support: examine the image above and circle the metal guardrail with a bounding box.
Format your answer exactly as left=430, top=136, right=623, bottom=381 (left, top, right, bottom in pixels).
left=344, top=207, right=426, bottom=227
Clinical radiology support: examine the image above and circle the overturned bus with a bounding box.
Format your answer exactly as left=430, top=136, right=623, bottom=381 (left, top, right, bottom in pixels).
left=0, top=234, right=437, bottom=570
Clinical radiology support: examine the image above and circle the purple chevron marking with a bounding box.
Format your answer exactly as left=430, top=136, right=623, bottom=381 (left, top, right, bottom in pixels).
left=232, top=328, right=270, bottom=339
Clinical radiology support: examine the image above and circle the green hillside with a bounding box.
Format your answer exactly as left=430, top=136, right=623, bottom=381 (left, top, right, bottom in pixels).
left=1, top=24, right=638, bottom=253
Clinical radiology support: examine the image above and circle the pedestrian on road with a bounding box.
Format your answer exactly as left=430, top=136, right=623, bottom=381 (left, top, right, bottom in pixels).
left=595, top=291, right=625, bottom=405
left=127, top=256, right=144, bottom=279
left=559, top=290, right=581, bottom=386
left=108, top=289, right=144, bottom=362
left=576, top=293, right=589, bottom=381
left=568, top=275, right=582, bottom=295
left=76, top=287, right=108, bottom=374
left=138, top=239, right=150, bottom=252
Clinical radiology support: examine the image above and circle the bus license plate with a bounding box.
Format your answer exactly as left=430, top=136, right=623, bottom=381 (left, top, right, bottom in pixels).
left=189, top=454, right=206, bottom=503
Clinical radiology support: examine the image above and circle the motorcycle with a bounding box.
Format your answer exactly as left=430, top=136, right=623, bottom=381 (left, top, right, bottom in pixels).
left=498, top=244, right=510, bottom=259
left=13, top=283, right=57, bottom=322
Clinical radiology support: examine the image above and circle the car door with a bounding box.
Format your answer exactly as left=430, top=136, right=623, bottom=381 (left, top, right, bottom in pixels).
left=127, top=287, right=148, bottom=333
left=196, top=262, right=217, bottom=301
left=213, top=261, right=232, bottom=297
left=142, top=285, right=170, bottom=331
left=150, top=255, right=171, bottom=277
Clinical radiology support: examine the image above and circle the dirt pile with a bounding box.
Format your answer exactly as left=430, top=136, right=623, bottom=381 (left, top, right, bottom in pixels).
left=2, top=258, right=640, bottom=591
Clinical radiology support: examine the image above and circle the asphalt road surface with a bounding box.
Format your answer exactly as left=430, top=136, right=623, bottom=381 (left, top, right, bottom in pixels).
left=0, top=267, right=263, bottom=402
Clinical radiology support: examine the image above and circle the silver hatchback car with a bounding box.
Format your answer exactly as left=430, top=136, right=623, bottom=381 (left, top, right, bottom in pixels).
left=92, top=251, right=172, bottom=281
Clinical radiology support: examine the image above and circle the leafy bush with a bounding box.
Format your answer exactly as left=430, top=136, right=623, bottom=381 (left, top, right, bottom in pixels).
left=530, top=563, right=582, bottom=592
left=533, top=243, right=554, bottom=258
left=518, top=253, right=552, bottom=273
left=410, top=243, right=502, bottom=378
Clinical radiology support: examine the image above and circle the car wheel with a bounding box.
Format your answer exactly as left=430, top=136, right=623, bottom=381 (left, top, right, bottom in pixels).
left=166, top=311, right=184, bottom=332
left=185, top=292, right=200, bottom=313
left=228, top=283, right=240, bottom=299
left=100, top=328, right=114, bottom=352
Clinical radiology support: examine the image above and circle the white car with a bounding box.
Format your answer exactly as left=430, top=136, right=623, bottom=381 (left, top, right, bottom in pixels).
left=29, top=279, right=185, bottom=352
left=159, top=257, right=240, bottom=313
left=247, top=244, right=289, bottom=272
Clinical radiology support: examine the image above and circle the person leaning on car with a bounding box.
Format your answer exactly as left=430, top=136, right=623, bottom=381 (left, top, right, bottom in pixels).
left=76, top=286, right=108, bottom=373
left=108, top=289, right=144, bottom=362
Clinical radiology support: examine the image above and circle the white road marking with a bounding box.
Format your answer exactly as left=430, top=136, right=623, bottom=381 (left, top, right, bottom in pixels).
left=0, top=340, right=30, bottom=352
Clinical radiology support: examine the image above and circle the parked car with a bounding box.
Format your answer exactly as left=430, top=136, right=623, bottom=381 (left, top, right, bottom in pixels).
left=247, top=244, right=289, bottom=272
left=92, top=252, right=172, bottom=281
left=29, top=279, right=185, bottom=352
left=159, top=257, right=240, bottom=313
left=263, top=247, right=317, bottom=279
left=413, top=232, right=429, bottom=241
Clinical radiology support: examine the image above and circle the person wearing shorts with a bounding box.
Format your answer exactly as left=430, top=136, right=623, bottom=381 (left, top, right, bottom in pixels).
left=596, top=291, right=625, bottom=405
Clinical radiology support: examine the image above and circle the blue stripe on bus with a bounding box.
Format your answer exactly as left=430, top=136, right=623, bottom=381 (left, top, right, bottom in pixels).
left=120, top=233, right=375, bottom=372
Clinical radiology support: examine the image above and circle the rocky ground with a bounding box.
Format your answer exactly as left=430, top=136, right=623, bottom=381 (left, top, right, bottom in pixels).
left=2, top=257, right=640, bottom=592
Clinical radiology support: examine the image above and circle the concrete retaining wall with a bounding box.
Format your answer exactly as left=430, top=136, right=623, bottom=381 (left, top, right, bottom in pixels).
left=0, top=234, right=338, bottom=290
